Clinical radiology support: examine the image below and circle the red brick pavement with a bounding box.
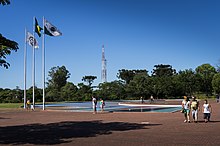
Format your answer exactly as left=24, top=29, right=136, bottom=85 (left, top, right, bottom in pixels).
left=0, top=100, right=220, bottom=146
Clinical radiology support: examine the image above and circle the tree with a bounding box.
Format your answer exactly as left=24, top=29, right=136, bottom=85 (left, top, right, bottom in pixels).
left=46, top=66, right=70, bottom=101
left=26, top=86, right=42, bottom=102
left=0, top=1, right=19, bottom=69
left=151, top=65, right=177, bottom=98
left=126, top=73, right=151, bottom=99
left=152, top=64, right=176, bottom=77
left=196, top=64, right=216, bottom=96
left=97, top=81, right=125, bottom=100
left=117, top=69, right=148, bottom=84
left=177, top=69, right=197, bottom=96
left=47, top=66, right=70, bottom=91
left=0, top=0, right=10, bottom=5
left=61, top=82, right=78, bottom=101
left=77, top=83, right=93, bottom=101
left=212, top=73, right=220, bottom=94
left=82, top=76, right=97, bottom=86
left=0, top=34, right=19, bottom=69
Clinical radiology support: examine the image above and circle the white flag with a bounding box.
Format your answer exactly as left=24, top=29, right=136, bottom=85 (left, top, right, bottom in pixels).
left=27, top=32, right=39, bottom=48
left=44, top=19, right=62, bottom=36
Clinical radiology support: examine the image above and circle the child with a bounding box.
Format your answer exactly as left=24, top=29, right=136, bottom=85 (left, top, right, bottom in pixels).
left=203, top=99, right=212, bottom=123
left=26, top=99, right=31, bottom=110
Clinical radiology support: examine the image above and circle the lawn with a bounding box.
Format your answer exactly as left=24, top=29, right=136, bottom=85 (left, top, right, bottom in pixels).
left=0, top=103, right=23, bottom=108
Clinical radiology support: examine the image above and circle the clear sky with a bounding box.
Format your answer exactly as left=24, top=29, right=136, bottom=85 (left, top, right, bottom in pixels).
left=1, top=0, right=220, bottom=89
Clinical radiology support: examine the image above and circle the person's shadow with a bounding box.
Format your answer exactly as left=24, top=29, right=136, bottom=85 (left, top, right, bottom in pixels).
left=196, top=120, right=220, bottom=123
left=0, top=120, right=161, bottom=145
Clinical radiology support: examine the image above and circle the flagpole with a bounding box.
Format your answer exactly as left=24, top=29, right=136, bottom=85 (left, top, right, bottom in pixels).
left=42, top=16, right=45, bottom=110
left=32, top=16, right=35, bottom=109
left=24, top=28, right=27, bottom=109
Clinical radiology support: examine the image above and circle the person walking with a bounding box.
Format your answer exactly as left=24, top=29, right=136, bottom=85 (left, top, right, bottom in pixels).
left=216, top=94, right=219, bottom=103
left=92, top=96, right=97, bottom=114
left=150, top=95, right=154, bottom=104
left=140, top=97, right=144, bottom=104
left=99, top=98, right=105, bottom=112
left=26, top=99, right=31, bottom=111
left=191, top=96, right=199, bottom=123
left=182, top=96, right=191, bottom=123
left=203, top=99, right=212, bottom=123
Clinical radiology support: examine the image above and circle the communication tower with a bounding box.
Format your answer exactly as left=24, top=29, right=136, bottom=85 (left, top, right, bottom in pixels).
left=101, top=45, right=107, bottom=83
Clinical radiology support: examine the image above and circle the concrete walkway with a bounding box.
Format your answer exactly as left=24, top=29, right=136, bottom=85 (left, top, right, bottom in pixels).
left=0, top=100, right=220, bottom=146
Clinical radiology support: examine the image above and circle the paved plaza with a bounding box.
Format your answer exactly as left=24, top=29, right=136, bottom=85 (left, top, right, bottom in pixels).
left=0, top=100, right=220, bottom=146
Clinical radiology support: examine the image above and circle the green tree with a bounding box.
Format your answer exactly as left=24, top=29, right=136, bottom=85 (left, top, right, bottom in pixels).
left=0, top=1, right=19, bottom=69
left=82, top=75, right=97, bottom=86
left=151, top=64, right=176, bottom=98
left=46, top=88, right=60, bottom=102
left=77, top=83, right=93, bottom=101
left=26, top=86, right=42, bottom=102
left=117, top=69, right=148, bottom=84
left=177, top=69, right=198, bottom=96
left=152, top=64, right=176, bottom=77
left=46, top=66, right=70, bottom=101
left=0, top=34, right=19, bottom=69
left=196, top=64, right=216, bottom=96
left=61, top=82, right=78, bottom=101
left=0, top=88, right=21, bottom=103
left=47, top=66, right=70, bottom=91
left=212, top=73, right=220, bottom=94
left=97, top=81, right=125, bottom=100
left=126, top=73, right=151, bottom=99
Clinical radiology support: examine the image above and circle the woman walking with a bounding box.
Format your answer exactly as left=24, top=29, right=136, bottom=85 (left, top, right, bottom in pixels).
left=203, top=99, right=212, bottom=123
left=182, top=96, right=191, bottom=123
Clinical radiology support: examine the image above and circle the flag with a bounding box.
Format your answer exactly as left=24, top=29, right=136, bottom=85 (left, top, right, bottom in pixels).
left=35, top=18, right=43, bottom=37
left=27, top=32, right=39, bottom=48
left=44, top=19, right=62, bottom=36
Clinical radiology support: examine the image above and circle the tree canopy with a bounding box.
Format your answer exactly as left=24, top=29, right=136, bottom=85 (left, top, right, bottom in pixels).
left=0, top=0, right=10, bottom=5
left=0, top=34, right=19, bottom=69
left=0, top=1, right=19, bottom=69
left=1, top=63, right=219, bottom=103
left=47, top=66, right=70, bottom=91
left=82, top=75, right=97, bottom=86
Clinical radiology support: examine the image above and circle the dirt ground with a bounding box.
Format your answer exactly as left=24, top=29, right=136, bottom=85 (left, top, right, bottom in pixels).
left=0, top=100, right=220, bottom=146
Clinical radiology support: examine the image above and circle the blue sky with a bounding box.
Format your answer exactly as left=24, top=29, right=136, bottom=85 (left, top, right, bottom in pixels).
left=1, top=0, right=220, bottom=89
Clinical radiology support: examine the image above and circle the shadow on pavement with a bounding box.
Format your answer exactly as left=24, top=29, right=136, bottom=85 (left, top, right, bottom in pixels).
left=0, top=120, right=161, bottom=145
left=0, top=117, right=10, bottom=119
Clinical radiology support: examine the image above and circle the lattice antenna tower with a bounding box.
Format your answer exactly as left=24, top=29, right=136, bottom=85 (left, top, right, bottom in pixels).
left=101, top=45, right=107, bottom=83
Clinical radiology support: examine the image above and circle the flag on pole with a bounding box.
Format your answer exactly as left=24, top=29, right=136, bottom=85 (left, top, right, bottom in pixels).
left=35, top=18, right=43, bottom=37
left=44, top=19, right=62, bottom=36
left=27, top=32, right=39, bottom=48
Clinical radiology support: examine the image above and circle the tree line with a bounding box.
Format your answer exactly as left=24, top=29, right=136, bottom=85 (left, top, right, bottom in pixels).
left=1, top=63, right=220, bottom=103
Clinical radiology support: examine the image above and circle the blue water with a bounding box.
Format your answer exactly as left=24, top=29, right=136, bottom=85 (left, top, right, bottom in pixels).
left=36, top=101, right=181, bottom=113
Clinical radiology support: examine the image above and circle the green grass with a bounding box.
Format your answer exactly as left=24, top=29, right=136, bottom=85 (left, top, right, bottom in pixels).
left=0, top=103, right=23, bottom=108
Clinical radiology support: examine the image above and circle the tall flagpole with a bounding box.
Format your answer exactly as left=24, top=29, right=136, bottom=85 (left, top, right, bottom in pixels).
left=32, top=17, right=35, bottom=109
left=24, top=28, right=27, bottom=109
left=42, top=16, right=45, bottom=110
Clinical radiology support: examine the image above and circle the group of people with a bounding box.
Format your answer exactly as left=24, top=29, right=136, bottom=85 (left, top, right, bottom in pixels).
left=26, top=99, right=34, bottom=111
left=92, top=96, right=105, bottom=114
left=182, top=96, right=212, bottom=123
left=140, top=95, right=154, bottom=104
